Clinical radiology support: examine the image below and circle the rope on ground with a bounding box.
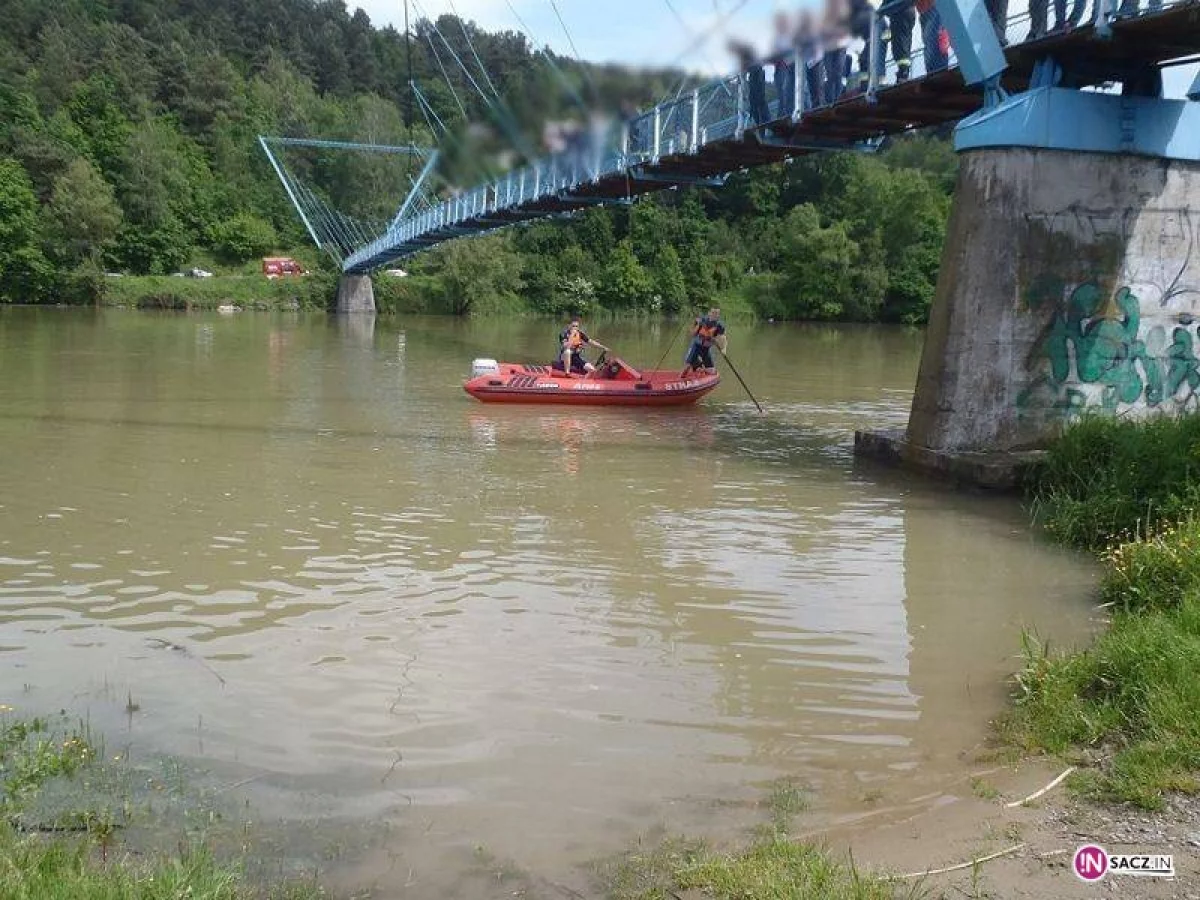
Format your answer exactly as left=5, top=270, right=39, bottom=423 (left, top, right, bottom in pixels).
left=1034, top=849, right=1071, bottom=860
left=1004, top=766, right=1076, bottom=807
left=898, top=842, right=1026, bottom=879
left=146, top=637, right=226, bottom=686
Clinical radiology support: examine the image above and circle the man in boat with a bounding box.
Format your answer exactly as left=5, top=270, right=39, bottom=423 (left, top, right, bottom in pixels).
left=556, top=318, right=608, bottom=377
left=681, top=308, right=727, bottom=376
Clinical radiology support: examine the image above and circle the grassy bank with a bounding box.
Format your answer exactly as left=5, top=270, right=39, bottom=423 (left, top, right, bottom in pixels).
left=100, top=273, right=336, bottom=312
left=1004, top=415, right=1200, bottom=808
left=595, top=780, right=901, bottom=900
left=0, top=709, right=320, bottom=899
left=603, top=835, right=898, bottom=900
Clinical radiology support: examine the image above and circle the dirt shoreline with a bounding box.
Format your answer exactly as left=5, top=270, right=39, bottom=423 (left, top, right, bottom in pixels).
left=813, top=759, right=1199, bottom=899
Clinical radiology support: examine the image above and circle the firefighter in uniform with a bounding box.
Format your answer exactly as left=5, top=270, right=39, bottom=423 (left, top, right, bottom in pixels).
left=681, top=308, right=728, bottom=376
left=557, top=319, right=607, bottom=376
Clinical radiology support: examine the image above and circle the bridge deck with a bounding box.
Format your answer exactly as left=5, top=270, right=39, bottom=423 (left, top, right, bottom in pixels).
left=344, top=2, right=1200, bottom=273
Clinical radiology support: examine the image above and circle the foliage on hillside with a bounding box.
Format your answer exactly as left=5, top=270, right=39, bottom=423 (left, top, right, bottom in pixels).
left=0, top=0, right=955, bottom=321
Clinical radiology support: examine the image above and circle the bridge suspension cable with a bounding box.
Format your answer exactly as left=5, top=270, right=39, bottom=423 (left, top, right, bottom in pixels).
left=545, top=0, right=601, bottom=105
left=413, top=0, right=539, bottom=160
left=656, top=0, right=755, bottom=105
left=404, top=0, right=415, bottom=181
left=446, top=0, right=505, bottom=101
left=503, top=0, right=590, bottom=115
left=420, top=21, right=469, bottom=118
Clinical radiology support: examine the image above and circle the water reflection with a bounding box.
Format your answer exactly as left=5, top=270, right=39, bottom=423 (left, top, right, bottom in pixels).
left=336, top=312, right=376, bottom=348
left=0, top=309, right=1096, bottom=892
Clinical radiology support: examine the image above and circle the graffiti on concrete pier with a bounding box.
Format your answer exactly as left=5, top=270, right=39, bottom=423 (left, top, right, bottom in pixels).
left=1016, top=209, right=1200, bottom=421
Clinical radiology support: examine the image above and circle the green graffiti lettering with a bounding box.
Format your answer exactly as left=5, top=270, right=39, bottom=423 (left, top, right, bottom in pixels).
left=1019, top=281, right=1190, bottom=419
left=1166, top=327, right=1200, bottom=400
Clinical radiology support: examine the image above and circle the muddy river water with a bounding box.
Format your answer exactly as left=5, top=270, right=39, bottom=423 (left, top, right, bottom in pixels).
left=0, top=309, right=1097, bottom=895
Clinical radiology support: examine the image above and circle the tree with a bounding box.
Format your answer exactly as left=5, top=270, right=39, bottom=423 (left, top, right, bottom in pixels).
left=649, top=245, right=687, bottom=314
left=45, top=157, right=123, bottom=266
left=209, top=212, right=277, bottom=262
left=574, top=206, right=614, bottom=260
left=0, top=83, right=40, bottom=145
left=434, top=233, right=524, bottom=315
left=600, top=239, right=652, bottom=309
left=111, top=118, right=209, bottom=272
left=628, top=200, right=672, bottom=263
left=0, top=158, right=52, bottom=302
left=777, top=204, right=886, bottom=320
left=882, top=133, right=959, bottom=194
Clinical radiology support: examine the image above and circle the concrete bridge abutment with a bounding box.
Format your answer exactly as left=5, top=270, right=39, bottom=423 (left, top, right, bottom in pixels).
left=856, top=90, right=1200, bottom=488
left=336, top=274, right=375, bottom=314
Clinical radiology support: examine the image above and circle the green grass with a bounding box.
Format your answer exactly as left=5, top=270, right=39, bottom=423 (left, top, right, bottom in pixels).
left=0, top=709, right=323, bottom=899
left=1005, top=441, right=1200, bottom=808
left=765, top=777, right=810, bottom=835
left=969, top=777, right=999, bottom=801
left=0, top=826, right=323, bottom=900
left=601, top=835, right=900, bottom=900
left=1027, top=414, right=1200, bottom=550
left=100, top=274, right=335, bottom=311
left=1100, top=518, right=1200, bottom=613
left=1003, top=594, right=1200, bottom=807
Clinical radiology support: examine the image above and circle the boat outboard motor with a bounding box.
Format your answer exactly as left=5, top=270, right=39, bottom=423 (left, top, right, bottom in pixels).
left=471, top=358, right=500, bottom=378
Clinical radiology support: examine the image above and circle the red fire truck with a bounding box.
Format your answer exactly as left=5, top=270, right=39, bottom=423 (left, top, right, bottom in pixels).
left=262, top=257, right=306, bottom=277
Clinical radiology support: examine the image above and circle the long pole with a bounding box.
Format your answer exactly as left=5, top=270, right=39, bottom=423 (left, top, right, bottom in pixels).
left=717, top=346, right=764, bottom=414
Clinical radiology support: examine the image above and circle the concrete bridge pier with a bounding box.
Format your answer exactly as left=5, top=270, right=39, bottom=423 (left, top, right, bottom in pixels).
left=336, top=274, right=375, bottom=314
left=855, top=0, right=1200, bottom=487
left=857, top=141, right=1200, bottom=487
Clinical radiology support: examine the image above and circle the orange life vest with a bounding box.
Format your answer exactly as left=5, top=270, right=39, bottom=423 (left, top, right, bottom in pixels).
left=694, top=318, right=721, bottom=346
left=564, top=327, right=584, bottom=350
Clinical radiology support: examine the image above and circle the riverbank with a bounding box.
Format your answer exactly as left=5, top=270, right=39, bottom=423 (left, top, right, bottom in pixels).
left=86, top=273, right=751, bottom=318
left=0, top=710, right=324, bottom=899
left=0, top=705, right=899, bottom=899
left=1004, top=415, right=1200, bottom=808
left=831, top=414, right=1200, bottom=898
left=100, top=273, right=336, bottom=312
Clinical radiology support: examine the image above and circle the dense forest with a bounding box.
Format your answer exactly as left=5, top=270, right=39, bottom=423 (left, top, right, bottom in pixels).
left=0, top=0, right=956, bottom=322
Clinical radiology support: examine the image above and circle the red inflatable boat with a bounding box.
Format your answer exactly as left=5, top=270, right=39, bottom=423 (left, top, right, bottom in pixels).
left=463, top=354, right=720, bottom=406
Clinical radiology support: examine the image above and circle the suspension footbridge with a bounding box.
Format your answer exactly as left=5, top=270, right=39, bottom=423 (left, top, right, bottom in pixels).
left=260, top=0, right=1200, bottom=276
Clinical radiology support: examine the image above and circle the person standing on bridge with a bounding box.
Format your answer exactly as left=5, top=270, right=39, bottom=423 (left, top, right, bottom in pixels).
left=729, top=37, right=771, bottom=127
left=891, top=0, right=948, bottom=78
left=796, top=9, right=825, bottom=110
left=771, top=11, right=797, bottom=118
left=918, top=0, right=950, bottom=73
left=848, top=0, right=888, bottom=93
left=557, top=318, right=608, bottom=377
left=681, top=308, right=728, bottom=377
left=821, top=0, right=852, bottom=103
left=888, top=0, right=915, bottom=81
